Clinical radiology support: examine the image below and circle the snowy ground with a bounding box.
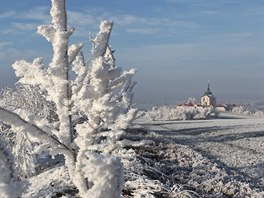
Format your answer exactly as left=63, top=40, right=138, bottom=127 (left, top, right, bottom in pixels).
left=132, top=112, right=264, bottom=196
left=20, top=112, right=264, bottom=197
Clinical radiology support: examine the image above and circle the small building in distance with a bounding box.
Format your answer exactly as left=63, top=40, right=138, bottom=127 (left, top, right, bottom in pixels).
left=177, top=82, right=217, bottom=110
left=176, top=82, right=237, bottom=112
left=201, top=82, right=216, bottom=107
left=215, top=104, right=227, bottom=112
left=176, top=102, right=204, bottom=110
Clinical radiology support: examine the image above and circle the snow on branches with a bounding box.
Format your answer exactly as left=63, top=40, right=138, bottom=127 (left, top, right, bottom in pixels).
left=0, top=0, right=137, bottom=197
left=0, top=137, right=26, bottom=198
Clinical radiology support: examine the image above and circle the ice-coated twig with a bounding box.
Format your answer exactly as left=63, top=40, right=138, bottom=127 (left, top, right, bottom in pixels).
left=0, top=107, right=72, bottom=154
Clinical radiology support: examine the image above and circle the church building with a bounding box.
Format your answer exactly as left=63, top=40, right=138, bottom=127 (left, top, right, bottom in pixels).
left=201, top=82, right=216, bottom=107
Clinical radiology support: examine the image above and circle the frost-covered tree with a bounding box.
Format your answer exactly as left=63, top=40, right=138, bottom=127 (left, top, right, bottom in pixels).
left=0, top=0, right=136, bottom=197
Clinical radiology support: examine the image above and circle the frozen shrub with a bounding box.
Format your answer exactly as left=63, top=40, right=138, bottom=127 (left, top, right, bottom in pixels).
left=144, top=105, right=214, bottom=121
left=232, top=105, right=264, bottom=117
left=0, top=0, right=136, bottom=197
left=254, top=111, right=264, bottom=117
left=232, top=106, right=251, bottom=115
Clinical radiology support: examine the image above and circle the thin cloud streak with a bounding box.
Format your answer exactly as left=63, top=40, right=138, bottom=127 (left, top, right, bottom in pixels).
left=2, top=5, right=198, bottom=37
left=126, top=28, right=160, bottom=34
left=110, top=14, right=197, bottom=28
left=0, top=10, right=16, bottom=18
left=0, top=42, right=13, bottom=48
left=20, top=6, right=50, bottom=22
left=1, top=6, right=49, bottom=22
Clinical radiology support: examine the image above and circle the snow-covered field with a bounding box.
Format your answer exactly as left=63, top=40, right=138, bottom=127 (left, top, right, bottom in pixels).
left=2, top=112, right=263, bottom=197
left=131, top=112, right=264, bottom=197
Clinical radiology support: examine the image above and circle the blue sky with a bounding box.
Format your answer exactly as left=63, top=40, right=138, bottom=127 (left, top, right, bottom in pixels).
left=0, top=0, right=263, bottom=106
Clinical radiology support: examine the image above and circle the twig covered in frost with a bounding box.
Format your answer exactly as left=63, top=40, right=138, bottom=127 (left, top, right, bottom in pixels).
left=0, top=84, right=56, bottom=122
left=0, top=107, right=72, bottom=154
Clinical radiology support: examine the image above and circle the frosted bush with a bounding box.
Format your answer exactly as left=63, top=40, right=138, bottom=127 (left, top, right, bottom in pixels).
left=232, top=106, right=250, bottom=115
left=144, top=106, right=214, bottom=121
left=254, top=111, right=264, bottom=117
left=232, top=106, right=264, bottom=117
left=0, top=0, right=136, bottom=197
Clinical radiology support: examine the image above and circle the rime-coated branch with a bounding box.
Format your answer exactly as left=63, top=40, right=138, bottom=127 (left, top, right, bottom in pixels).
left=91, top=21, right=113, bottom=59
left=68, top=43, right=84, bottom=65
left=0, top=107, right=73, bottom=154
left=12, top=58, right=51, bottom=90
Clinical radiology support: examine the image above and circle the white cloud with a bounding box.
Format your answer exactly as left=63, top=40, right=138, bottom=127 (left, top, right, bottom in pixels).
left=2, top=5, right=197, bottom=37
left=20, top=6, right=50, bottom=22
left=165, top=0, right=186, bottom=3
left=230, top=32, right=254, bottom=38
left=1, top=22, right=39, bottom=35
left=1, top=47, right=42, bottom=62
left=67, top=11, right=98, bottom=27
left=110, top=15, right=138, bottom=25
left=0, top=42, right=13, bottom=48
left=126, top=28, right=160, bottom=34
left=12, top=22, right=38, bottom=32
left=1, top=7, right=49, bottom=35
left=200, top=10, right=219, bottom=15
left=1, top=28, right=17, bottom=35
left=117, top=33, right=260, bottom=72
left=1, top=7, right=49, bottom=22
left=0, top=11, right=16, bottom=18
left=110, top=14, right=197, bottom=28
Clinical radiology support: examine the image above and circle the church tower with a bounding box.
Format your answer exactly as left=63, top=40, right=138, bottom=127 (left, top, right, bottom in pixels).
left=201, top=82, right=216, bottom=107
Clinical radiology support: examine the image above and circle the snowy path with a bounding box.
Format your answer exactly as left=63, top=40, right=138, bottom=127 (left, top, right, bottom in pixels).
left=136, top=113, right=264, bottom=189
